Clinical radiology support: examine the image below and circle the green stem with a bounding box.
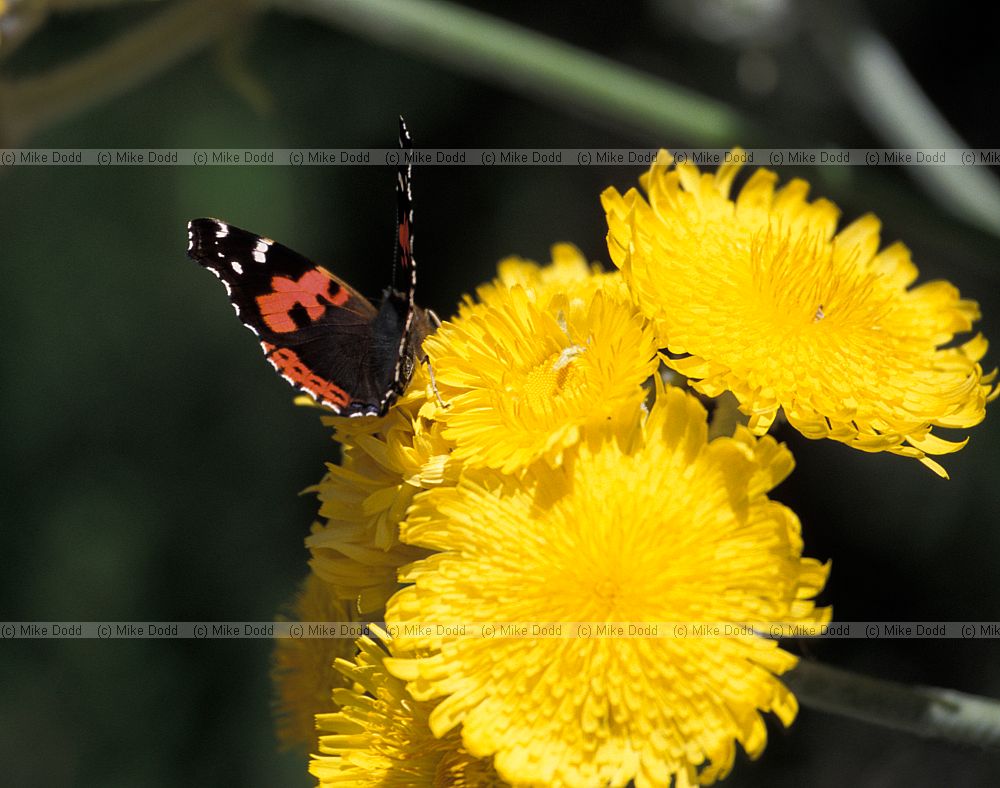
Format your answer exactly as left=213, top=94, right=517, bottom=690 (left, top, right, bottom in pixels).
left=269, top=0, right=762, bottom=145
left=787, top=659, right=1000, bottom=749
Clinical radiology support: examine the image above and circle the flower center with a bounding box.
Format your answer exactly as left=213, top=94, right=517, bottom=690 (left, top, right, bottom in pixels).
left=519, top=346, right=586, bottom=411
left=593, top=577, right=620, bottom=605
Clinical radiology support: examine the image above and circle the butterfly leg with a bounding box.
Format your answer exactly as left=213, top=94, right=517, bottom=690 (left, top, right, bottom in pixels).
left=426, top=361, right=449, bottom=410
left=423, top=309, right=449, bottom=410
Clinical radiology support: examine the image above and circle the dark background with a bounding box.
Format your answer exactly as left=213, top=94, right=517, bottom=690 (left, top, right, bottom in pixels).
left=1, top=1, right=998, bottom=785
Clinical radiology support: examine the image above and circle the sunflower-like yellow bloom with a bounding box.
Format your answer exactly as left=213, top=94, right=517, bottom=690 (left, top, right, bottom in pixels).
left=306, top=365, right=461, bottom=613
left=424, top=249, right=659, bottom=473
left=310, top=631, right=504, bottom=786
left=602, top=151, right=995, bottom=477
left=386, top=385, right=829, bottom=787
left=272, top=573, right=357, bottom=751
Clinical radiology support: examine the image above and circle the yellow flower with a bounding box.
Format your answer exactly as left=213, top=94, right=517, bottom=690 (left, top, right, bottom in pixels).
left=386, top=385, right=829, bottom=787
left=602, top=150, right=996, bottom=477
left=424, top=259, right=659, bottom=473
left=473, top=243, right=628, bottom=309
left=310, top=631, right=504, bottom=786
left=307, top=365, right=461, bottom=613
left=271, top=573, right=358, bottom=752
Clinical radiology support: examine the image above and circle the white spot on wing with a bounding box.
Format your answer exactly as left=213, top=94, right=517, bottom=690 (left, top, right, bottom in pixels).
left=253, top=238, right=271, bottom=264
left=231, top=261, right=243, bottom=275
left=215, top=223, right=229, bottom=239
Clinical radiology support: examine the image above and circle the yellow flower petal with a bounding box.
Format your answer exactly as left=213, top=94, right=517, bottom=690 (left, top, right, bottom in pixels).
left=473, top=243, right=628, bottom=311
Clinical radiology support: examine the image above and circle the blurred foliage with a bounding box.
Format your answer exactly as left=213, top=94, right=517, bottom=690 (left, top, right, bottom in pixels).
left=1, top=1, right=999, bottom=786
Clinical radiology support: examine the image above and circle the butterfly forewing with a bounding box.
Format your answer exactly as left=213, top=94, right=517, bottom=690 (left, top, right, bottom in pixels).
left=187, top=218, right=390, bottom=414
left=185, top=118, right=430, bottom=417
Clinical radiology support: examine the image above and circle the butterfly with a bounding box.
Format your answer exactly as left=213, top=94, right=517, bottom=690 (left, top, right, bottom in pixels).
left=186, top=118, right=435, bottom=417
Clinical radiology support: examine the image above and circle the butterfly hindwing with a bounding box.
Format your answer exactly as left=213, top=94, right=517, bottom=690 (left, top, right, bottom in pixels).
left=385, top=116, right=431, bottom=391
left=395, top=115, right=416, bottom=297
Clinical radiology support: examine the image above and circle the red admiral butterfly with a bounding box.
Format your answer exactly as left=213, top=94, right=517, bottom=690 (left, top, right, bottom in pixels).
left=187, top=118, right=435, bottom=417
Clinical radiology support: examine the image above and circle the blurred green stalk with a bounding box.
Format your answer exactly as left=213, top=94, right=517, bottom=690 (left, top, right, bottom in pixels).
left=808, top=1, right=1000, bottom=238
left=787, top=659, right=1000, bottom=749
left=271, top=0, right=761, bottom=144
